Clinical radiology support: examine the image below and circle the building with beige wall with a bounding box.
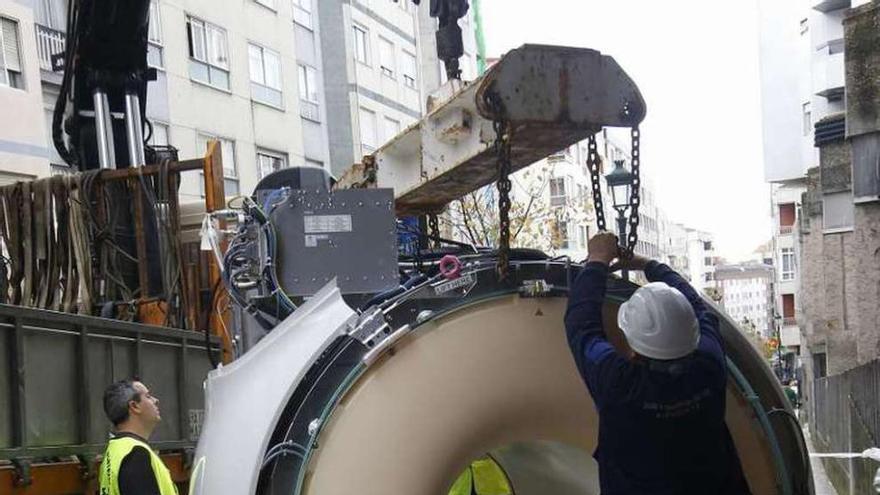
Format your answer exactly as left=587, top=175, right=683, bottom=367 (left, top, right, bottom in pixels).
left=0, top=0, right=50, bottom=183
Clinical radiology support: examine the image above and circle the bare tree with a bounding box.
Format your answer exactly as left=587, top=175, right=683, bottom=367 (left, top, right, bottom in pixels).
left=440, top=162, right=595, bottom=256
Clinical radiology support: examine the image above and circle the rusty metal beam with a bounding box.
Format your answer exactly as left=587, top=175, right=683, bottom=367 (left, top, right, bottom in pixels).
left=337, top=45, right=646, bottom=216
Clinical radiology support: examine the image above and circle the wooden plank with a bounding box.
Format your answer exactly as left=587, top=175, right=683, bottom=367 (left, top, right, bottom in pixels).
left=130, top=177, right=150, bottom=294
left=201, top=141, right=232, bottom=363
left=0, top=453, right=191, bottom=494
left=98, top=159, right=204, bottom=182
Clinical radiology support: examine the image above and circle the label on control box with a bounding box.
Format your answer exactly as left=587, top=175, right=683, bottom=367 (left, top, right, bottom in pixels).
left=304, top=214, right=353, bottom=234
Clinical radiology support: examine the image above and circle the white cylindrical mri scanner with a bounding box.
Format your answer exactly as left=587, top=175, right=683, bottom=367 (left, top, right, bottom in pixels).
left=191, top=261, right=813, bottom=495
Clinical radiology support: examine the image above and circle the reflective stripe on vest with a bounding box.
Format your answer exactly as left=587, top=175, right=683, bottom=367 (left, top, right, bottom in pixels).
left=448, top=456, right=513, bottom=495
left=99, top=436, right=178, bottom=495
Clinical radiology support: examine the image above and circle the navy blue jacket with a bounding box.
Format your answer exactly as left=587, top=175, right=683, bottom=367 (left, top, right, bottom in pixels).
left=565, top=261, right=750, bottom=495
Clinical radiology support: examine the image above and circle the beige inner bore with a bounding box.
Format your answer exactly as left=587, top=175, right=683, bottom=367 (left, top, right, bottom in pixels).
left=301, top=295, right=779, bottom=494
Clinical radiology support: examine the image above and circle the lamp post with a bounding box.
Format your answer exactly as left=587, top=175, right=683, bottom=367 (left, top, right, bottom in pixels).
left=605, top=159, right=635, bottom=280
left=773, top=312, right=784, bottom=381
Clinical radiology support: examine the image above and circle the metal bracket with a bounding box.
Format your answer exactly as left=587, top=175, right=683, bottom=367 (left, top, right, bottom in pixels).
left=76, top=454, right=94, bottom=482
left=349, top=307, right=391, bottom=348
left=12, top=458, right=32, bottom=487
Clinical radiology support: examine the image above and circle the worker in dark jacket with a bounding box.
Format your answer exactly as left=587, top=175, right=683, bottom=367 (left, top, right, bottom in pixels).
left=565, top=232, right=750, bottom=494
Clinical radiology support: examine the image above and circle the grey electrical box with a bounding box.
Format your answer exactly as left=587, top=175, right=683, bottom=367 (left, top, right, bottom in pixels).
left=272, top=188, right=398, bottom=296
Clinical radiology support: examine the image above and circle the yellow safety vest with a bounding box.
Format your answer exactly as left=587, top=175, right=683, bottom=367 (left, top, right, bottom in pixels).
left=99, top=435, right=178, bottom=495
left=449, top=456, right=513, bottom=495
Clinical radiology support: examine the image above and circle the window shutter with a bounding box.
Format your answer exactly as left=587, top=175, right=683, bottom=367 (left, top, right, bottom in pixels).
left=1, top=18, right=21, bottom=72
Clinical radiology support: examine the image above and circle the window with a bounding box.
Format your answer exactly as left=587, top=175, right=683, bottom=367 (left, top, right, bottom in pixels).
left=823, top=191, right=854, bottom=232
left=353, top=25, right=369, bottom=65
left=292, top=0, right=312, bottom=29
left=36, top=0, right=67, bottom=30
left=778, top=203, right=796, bottom=233
left=802, top=102, right=812, bottom=137
left=402, top=51, right=417, bottom=89
left=257, top=150, right=287, bottom=179
left=555, top=220, right=571, bottom=249
left=149, top=122, right=169, bottom=146
left=812, top=352, right=826, bottom=379
left=298, top=64, right=319, bottom=121
left=0, top=17, right=24, bottom=89
left=703, top=241, right=713, bottom=251
left=549, top=177, right=568, bottom=207
left=198, top=134, right=238, bottom=195
left=359, top=107, right=377, bottom=155
left=779, top=248, right=795, bottom=280
left=379, top=37, right=395, bottom=78
left=248, top=43, right=283, bottom=107
left=578, top=225, right=589, bottom=250
left=187, top=16, right=230, bottom=90
left=782, top=294, right=795, bottom=319
left=383, top=117, right=400, bottom=141
left=147, top=1, right=163, bottom=68
left=704, top=257, right=713, bottom=266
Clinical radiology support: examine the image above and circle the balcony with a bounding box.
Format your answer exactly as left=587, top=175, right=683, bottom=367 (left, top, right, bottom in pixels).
left=779, top=225, right=794, bottom=235
left=782, top=317, right=798, bottom=327
left=35, top=24, right=66, bottom=72
left=813, top=0, right=850, bottom=12
left=813, top=49, right=845, bottom=101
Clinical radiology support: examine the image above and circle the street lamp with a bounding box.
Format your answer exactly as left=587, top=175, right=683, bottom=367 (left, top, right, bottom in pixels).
left=605, top=159, right=635, bottom=279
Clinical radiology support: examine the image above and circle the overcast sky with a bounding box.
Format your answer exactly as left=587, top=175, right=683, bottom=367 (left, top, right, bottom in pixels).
left=479, top=0, right=772, bottom=262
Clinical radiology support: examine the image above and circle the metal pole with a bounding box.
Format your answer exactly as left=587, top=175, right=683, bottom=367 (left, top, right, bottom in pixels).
left=617, top=212, right=628, bottom=281
left=124, top=92, right=146, bottom=167
left=92, top=89, right=116, bottom=169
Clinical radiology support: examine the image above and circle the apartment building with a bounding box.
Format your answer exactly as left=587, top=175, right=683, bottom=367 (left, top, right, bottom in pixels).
left=715, top=262, right=775, bottom=339
left=1, top=0, right=480, bottom=198
left=757, top=0, right=851, bottom=364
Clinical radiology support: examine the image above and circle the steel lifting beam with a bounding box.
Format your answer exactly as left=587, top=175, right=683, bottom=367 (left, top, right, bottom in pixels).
left=337, top=44, right=646, bottom=215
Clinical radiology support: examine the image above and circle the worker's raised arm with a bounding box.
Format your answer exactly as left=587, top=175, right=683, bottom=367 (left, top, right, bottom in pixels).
left=643, top=261, right=707, bottom=317
left=564, top=233, right=628, bottom=395
left=636, top=258, right=724, bottom=362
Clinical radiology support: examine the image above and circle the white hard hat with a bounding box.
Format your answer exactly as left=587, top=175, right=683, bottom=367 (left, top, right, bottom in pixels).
left=617, top=282, right=700, bottom=360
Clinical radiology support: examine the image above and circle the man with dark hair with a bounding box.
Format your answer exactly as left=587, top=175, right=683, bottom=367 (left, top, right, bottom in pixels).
left=565, top=232, right=750, bottom=494
left=99, top=379, right=177, bottom=495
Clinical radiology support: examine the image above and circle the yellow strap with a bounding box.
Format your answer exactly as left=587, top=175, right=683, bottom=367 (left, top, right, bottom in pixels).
left=448, top=467, right=474, bottom=495
left=471, top=457, right=513, bottom=495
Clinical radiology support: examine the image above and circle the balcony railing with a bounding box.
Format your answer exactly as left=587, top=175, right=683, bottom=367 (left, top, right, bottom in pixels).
left=35, top=24, right=66, bottom=72
left=783, top=317, right=797, bottom=327
left=779, top=225, right=794, bottom=235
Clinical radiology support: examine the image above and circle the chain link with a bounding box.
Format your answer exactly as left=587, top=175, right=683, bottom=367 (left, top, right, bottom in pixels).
left=585, top=126, right=642, bottom=257
left=626, top=126, right=641, bottom=254
left=428, top=213, right=440, bottom=249
left=586, top=134, right=607, bottom=233
left=485, top=90, right=513, bottom=281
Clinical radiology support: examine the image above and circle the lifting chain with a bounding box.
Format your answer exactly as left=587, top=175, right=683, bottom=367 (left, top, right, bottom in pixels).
left=428, top=213, right=441, bottom=249
left=485, top=90, right=513, bottom=281
left=626, top=126, right=642, bottom=255
left=586, top=126, right=642, bottom=257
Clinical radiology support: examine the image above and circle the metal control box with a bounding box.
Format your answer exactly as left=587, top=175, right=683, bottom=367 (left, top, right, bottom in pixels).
left=273, top=188, right=398, bottom=296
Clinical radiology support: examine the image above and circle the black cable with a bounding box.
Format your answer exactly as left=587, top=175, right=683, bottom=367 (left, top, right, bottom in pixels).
left=52, top=0, right=80, bottom=167
left=396, top=223, right=479, bottom=253
left=204, top=278, right=223, bottom=368
left=768, top=408, right=812, bottom=494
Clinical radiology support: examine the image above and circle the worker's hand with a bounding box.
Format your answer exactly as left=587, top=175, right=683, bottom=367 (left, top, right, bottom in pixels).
left=610, top=253, right=651, bottom=272
left=586, top=232, right=620, bottom=266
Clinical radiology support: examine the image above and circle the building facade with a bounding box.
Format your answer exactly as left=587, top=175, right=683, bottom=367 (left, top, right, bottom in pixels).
left=0, top=0, right=480, bottom=198
left=715, top=262, right=775, bottom=340
left=757, top=0, right=853, bottom=370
